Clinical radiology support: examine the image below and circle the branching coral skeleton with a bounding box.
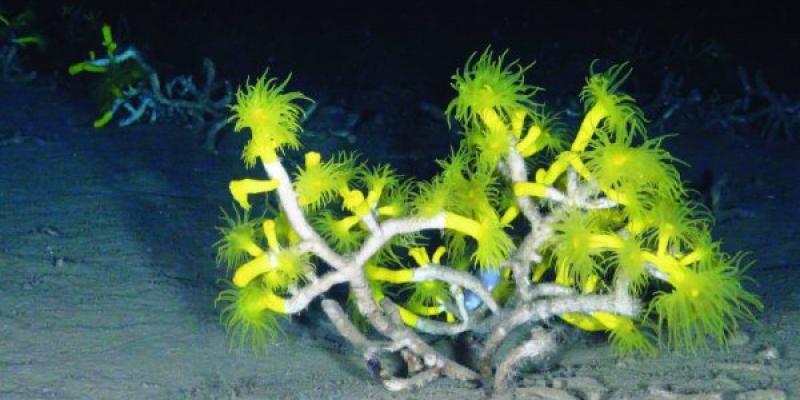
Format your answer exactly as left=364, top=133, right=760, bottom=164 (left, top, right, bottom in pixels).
left=0, top=10, right=42, bottom=82
left=69, top=25, right=233, bottom=151
left=213, top=48, right=762, bottom=392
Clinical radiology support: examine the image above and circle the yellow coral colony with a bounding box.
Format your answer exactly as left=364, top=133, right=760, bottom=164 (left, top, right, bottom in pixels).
left=213, top=49, right=761, bottom=389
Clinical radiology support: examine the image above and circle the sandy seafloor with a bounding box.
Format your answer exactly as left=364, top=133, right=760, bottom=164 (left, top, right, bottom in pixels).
left=0, top=76, right=798, bottom=400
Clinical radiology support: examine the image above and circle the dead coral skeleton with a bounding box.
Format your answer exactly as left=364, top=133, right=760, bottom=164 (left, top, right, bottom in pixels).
left=647, top=66, right=799, bottom=142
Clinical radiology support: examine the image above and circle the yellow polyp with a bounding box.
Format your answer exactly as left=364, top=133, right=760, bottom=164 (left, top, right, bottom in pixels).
left=679, top=250, right=703, bottom=267
left=431, top=246, right=447, bottom=264
left=571, top=103, right=607, bottom=152
left=233, top=255, right=273, bottom=287
left=510, top=108, right=527, bottom=138
left=286, top=226, right=300, bottom=246
left=603, top=187, right=630, bottom=206
left=591, top=312, right=624, bottom=330
left=444, top=212, right=483, bottom=240
left=516, top=125, right=542, bottom=156
left=262, top=220, right=280, bottom=252
left=93, top=111, right=114, bottom=128
left=336, top=186, right=350, bottom=202
left=365, top=264, right=413, bottom=283
left=561, top=313, right=606, bottom=331
left=500, top=205, right=520, bottom=225
left=110, top=86, right=122, bottom=99
left=446, top=312, right=455, bottom=323
left=409, top=247, right=431, bottom=266
left=587, top=234, right=624, bottom=250
left=626, top=217, right=646, bottom=235
left=229, top=179, right=280, bottom=210
left=14, top=35, right=43, bottom=47
left=397, top=306, right=419, bottom=327
left=68, top=61, right=107, bottom=75
left=582, top=274, right=600, bottom=293
left=513, top=181, right=548, bottom=198
left=241, top=239, right=264, bottom=258
left=376, top=204, right=401, bottom=217
left=342, top=189, right=365, bottom=212
left=369, top=283, right=388, bottom=305
left=305, top=151, right=321, bottom=168
left=657, top=224, right=674, bottom=256
left=612, top=153, right=630, bottom=167
left=479, top=108, right=507, bottom=135
left=540, top=151, right=577, bottom=184
left=535, top=168, right=546, bottom=183
left=410, top=303, right=443, bottom=316
left=532, top=262, right=548, bottom=282
left=335, top=215, right=361, bottom=233
left=643, top=251, right=686, bottom=285
left=101, top=24, right=117, bottom=56
left=253, top=290, right=287, bottom=313
left=365, top=188, right=382, bottom=209
left=568, top=157, right=593, bottom=181
left=555, top=263, right=573, bottom=287
left=251, top=141, right=278, bottom=164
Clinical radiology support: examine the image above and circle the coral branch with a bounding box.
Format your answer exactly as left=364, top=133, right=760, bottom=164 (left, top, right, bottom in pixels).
left=321, top=299, right=383, bottom=353
left=412, top=265, right=499, bottom=312
left=283, top=270, right=350, bottom=313
left=480, top=286, right=639, bottom=379
left=494, top=328, right=557, bottom=392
